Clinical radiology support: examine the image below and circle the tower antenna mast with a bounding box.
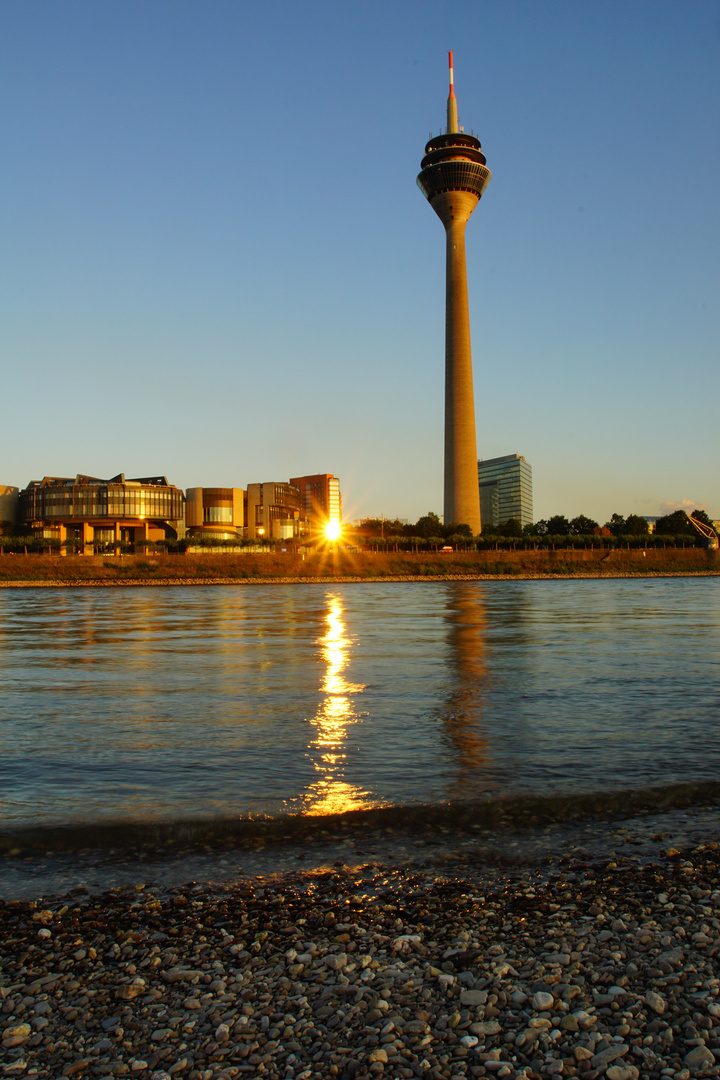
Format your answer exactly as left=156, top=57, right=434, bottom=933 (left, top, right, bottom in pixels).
left=447, top=50, right=458, bottom=134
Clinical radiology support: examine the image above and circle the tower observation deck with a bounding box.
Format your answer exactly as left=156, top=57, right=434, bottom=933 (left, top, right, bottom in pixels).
left=417, top=53, right=491, bottom=535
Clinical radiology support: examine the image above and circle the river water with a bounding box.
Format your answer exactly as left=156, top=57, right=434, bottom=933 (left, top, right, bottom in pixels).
left=1, top=577, right=718, bottom=838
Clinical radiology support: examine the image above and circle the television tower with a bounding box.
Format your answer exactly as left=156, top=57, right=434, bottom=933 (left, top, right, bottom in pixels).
left=417, top=52, right=491, bottom=535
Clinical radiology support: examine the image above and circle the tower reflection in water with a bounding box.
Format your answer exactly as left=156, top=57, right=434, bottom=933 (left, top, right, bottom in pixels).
left=438, top=583, right=492, bottom=799
left=301, top=593, right=374, bottom=815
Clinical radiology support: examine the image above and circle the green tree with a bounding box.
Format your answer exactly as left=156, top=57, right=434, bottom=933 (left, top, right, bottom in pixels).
left=605, top=513, right=626, bottom=538
left=414, top=512, right=444, bottom=539
left=445, top=521, right=473, bottom=540
left=358, top=518, right=384, bottom=537
left=546, top=515, right=570, bottom=536
left=496, top=517, right=523, bottom=538
left=569, top=515, right=599, bottom=535
left=624, top=514, right=649, bottom=537
left=654, top=510, right=694, bottom=536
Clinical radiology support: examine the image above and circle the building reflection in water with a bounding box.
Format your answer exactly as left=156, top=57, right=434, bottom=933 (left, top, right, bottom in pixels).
left=301, top=593, right=373, bottom=815
left=438, top=583, right=493, bottom=799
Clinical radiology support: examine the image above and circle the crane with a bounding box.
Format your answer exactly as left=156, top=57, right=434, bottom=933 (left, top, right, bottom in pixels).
left=685, top=512, right=719, bottom=550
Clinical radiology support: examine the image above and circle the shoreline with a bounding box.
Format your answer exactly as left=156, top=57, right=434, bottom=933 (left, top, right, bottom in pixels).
left=2, top=802, right=720, bottom=1079
left=1, top=571, right=718, bottom=588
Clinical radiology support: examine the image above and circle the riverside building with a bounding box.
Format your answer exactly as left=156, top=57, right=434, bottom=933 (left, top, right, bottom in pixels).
left=245, top=482, right=304, bottom=542
left=417, top=53, right=491, bottom=535
left=185, top=488, right=245, bottom=541
left=0, top=486, right=19, bottom=530
left=289, top=473, right=342, bottom=536
left=477, top=454, right=533, bottom=529
left=18, top=474, right=184, bottom=553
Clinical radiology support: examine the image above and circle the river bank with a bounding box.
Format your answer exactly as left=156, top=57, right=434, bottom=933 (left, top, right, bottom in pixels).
left=2, top=801, right=720, bottom=1080
left=0, top=549, right=716, bottom=585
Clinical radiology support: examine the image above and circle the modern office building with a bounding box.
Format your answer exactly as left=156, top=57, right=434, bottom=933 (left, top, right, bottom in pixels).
left=417, top=53, right=491, bottom=535
left=0, top=486, right=19, bottom=530
left=477, top=454, right=533, bottom=529
left=245, top=482, right=304, bottom=541
left=18, top=474, right=184, bottom=553
left=185, top=487, right=245, bottom=540
left=289, top=473, right=342, bottom=535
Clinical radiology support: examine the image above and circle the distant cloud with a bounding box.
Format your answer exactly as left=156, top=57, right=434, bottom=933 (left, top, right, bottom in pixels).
left=658, top=499, right=706, bottom=515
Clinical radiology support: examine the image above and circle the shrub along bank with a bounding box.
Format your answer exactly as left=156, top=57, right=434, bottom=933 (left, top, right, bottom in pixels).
left=0, top=547, right=716, bottom=583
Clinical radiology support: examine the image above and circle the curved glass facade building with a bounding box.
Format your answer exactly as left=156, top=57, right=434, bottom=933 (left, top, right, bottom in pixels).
left=19, top=473, right=184, bottom=552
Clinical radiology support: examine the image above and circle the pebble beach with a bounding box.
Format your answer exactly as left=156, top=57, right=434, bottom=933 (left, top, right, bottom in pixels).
left=3, top=815, right=720, bottom=1080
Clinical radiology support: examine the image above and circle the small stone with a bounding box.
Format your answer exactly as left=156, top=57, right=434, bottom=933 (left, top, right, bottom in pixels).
left=117, top=980, right=146, bottom=1001
left=574, top=1046, right=593, bottom=1062
left=684, top=1045, right=715, bottom=1070
left=591, top=1043, right=629, bottom=1069
left=91, top=1040, right=113, bottom=1054
left=645, top=991, right=666, bottom=1014
left=606, top=1067, right=639, bottom=1080
left=368, top=1049, right=388, bottom=1064
left=62, top=1062, right=91, bottom=1077
left=3, top=1062, right=27, bottom=1075
left=469, top=1021, right=501, bottom=1036
left=131, top=1064, right=148, bottom=1073
left=460, top=1035, right=479, bottom=1048
left=325, top=952, right=348, bottom=971
left=460, top=990, right=486, bottom=1007
left=532, top=991, right=554, bottom=1011
left=2, top=1024, right=31, bottom=1049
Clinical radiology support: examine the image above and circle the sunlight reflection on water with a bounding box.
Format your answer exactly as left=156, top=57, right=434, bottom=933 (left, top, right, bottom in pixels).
left=301, top=594, right=373, bottom=816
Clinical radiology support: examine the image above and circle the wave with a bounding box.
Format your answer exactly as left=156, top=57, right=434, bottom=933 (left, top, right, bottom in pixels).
left=2, top=781, right=720, bottom=856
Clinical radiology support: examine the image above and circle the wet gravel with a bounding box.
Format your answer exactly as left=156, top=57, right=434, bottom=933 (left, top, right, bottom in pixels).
left=2, top=815, right=720, bottom=1080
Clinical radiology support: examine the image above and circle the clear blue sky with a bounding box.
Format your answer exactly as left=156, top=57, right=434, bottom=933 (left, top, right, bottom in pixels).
left=2, top=0, right=718, bottom=525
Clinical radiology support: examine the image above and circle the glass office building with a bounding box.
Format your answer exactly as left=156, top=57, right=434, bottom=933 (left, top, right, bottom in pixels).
left=477, top=454, right=533, bottom=529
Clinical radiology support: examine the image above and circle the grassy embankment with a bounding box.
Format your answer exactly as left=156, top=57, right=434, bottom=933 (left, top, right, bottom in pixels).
left=0, top=547, right=716, bottom=583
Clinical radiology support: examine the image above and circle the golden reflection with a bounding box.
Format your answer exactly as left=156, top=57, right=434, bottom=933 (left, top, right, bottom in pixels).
left=440, top=584, right=493, bottom=797
left=302, top=594, right=371, bottom=815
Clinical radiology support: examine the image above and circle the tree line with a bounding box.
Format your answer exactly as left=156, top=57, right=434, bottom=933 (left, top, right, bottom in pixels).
left=350, top=508, right=715, bottom=549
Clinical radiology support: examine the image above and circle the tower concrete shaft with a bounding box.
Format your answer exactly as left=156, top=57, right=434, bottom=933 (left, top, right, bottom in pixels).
left=417, top=53, right=491, bottom=535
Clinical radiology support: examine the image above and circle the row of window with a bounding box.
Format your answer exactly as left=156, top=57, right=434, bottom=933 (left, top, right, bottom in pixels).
left=20, top=486, right=184, bottom=521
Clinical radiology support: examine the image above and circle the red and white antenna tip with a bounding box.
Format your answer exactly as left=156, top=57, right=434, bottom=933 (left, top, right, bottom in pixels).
left=448, top=50, right=455, bottom=97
